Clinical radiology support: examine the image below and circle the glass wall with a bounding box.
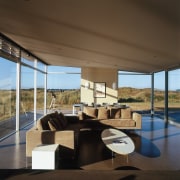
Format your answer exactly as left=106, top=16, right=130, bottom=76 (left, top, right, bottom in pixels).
left=0, top=57, right=16, bottom=138
left=168, top=69, right=180, bottom=124
left=47, top=66, right=81, bottom=113
left=20, top=65, right=35, bottom=128
left=154, top=71, right=165, bottom=118
left=0, top=36, right=47, bottom=140
left=1, top=34, right=180, bottom=140
left=118, top=71, right=151, bottom=112
left=36, top=71, right=45, bottom=119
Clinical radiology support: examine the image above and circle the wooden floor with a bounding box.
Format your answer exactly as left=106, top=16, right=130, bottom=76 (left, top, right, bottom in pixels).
left=0, top=114, right=180, bottom=172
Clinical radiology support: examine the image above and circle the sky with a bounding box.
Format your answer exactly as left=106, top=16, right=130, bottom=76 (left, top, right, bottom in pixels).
left=0, top=57, right=180, bottom=91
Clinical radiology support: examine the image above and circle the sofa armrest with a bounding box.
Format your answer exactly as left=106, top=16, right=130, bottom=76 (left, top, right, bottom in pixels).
left=26, top=129, right=74, bottom=157
left=132, top=112, right=142, bottom=129
left=78, top=111, right=84, bottom=120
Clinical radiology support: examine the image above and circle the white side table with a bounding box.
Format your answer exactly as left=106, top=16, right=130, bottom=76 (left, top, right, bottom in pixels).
left=32, top=144, right=59, bottom=170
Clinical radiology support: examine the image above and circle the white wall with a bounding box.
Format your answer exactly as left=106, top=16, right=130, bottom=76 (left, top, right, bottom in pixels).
left=81, top=67, right=118, bottom=106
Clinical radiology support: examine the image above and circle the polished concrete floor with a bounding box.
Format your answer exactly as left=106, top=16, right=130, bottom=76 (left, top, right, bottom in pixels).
left=0, top=114, right=180, bottom=171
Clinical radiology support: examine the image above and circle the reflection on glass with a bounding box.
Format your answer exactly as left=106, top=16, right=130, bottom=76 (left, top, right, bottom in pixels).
left=168, top=69, right=180, bottom=124
left=0, top=57, right=16, bottom=138
left=154, top=71, right=165, bottom=117
left=20, top=65, right=34, bottom=128
left=36, top=71, right=45, bottom=119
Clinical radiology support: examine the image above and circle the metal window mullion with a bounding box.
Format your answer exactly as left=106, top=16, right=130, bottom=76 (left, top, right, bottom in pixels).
left=151, top=73, right=154, bottom=117
left=164, top=71, right=168, bottom=122
left=16, top=59, right=21, bottom=131
left=44, top=65, right=47, bottom=115
left=34, top=60, right=37, bottom=121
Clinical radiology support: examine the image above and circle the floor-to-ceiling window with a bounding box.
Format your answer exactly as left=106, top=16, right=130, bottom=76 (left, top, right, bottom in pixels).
left=36, top=68, right=46, bottom=119
left=20, top=64, right=34, bottom=128
left=0, top=58, right=17, bottom=138
left=0, top=35, right=46, bottom=140
left=118, top=71, right=151, bottom=112
left=20, top=53, right=47, bottom=127
left=168, top=69, right=180, bottom=124
left=47, top=66, right=81, bottom=113
left=154, top=71, right=165, bottom=119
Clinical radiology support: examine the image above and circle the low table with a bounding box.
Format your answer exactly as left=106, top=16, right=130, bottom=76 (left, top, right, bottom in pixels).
left=101, top=128, right=135, bottom=162
left=32, top=144, right=59, bottom=170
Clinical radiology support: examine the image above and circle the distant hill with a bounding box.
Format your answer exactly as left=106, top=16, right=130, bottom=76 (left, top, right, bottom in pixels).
left=118, top=87, right=180, bottom=103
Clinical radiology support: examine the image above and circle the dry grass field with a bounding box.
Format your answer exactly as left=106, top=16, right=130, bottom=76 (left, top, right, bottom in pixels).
left=0, top=87, right=179, bottom=121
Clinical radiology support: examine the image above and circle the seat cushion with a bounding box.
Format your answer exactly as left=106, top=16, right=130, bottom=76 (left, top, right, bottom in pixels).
left=101, top=119, right=135, bottom=127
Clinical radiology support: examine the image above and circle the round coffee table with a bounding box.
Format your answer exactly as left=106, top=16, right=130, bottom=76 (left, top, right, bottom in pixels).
left=101, top=128, right=135, bottom=161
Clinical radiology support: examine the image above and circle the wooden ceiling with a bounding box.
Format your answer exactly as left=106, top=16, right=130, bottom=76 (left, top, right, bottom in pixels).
left=0, top=0, right=179, bottom=73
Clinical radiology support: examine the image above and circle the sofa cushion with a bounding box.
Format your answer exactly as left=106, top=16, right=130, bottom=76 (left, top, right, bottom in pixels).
left=83, top=107, right=98, bottom=118
left=100, top=119, right=135, bottom=127
left=121, top=108, right=131, bottom=119
left=97, top=108, right=110, bottom=120
left=48, top=120, right=58, bottom=131
left=58, top=112, right=68, bottom=128
left=36, top=114, right=51, bottom=130
left=110, top=108, right=121, bottom=119
left=36, top=112, right=66, bottom=130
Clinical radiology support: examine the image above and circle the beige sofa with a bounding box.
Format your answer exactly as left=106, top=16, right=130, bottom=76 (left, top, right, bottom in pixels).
left=78, top=106, right=142, bottom=130
left=26, top=107, right=141, bottom=157
left=26, top=112, right=78, bottom=157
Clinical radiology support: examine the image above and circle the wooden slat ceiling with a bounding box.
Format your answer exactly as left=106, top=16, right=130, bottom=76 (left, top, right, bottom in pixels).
left=0, top=0, right=179, bottom=73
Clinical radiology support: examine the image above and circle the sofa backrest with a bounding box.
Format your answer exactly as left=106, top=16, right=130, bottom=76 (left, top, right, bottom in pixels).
left=36, top=111, right=68, bottom=130
left=82, top=106, right=132, bottom=120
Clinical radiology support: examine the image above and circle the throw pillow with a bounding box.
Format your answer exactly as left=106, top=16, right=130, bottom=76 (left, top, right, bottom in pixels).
left=48, top=119, right=58, bottom=131
left=83, top=107, right=98, bottom=118
left=58, top=112, right=68, bottom=128
left=97, top=108, right=110, bottom=120
left=121, top=108, right=131, bottom=119
left=110, top=108, right=121, bottom=119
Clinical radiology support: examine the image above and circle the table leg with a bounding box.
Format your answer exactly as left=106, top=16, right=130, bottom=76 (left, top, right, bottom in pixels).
left=112, top=151, right=115, bottom=158
left=126, top=154, right=129, bottom=163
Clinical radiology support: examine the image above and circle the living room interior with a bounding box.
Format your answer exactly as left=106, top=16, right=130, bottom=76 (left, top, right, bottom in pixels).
left=0, top=0, right=180, bottom=179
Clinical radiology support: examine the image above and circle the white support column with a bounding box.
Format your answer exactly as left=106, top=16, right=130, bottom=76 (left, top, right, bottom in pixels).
left=34, top=60, right=37, bottom=121
left=44, top=65, right=47, bottom=115
left=16, top=59, right=21, bottom=131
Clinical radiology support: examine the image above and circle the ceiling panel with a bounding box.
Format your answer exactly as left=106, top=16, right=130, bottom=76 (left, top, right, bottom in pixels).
left=0, top=0, right=179, bottom=73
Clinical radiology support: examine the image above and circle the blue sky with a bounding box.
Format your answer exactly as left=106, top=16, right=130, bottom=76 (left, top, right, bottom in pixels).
left=0, top=57, right=179, bottom=90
